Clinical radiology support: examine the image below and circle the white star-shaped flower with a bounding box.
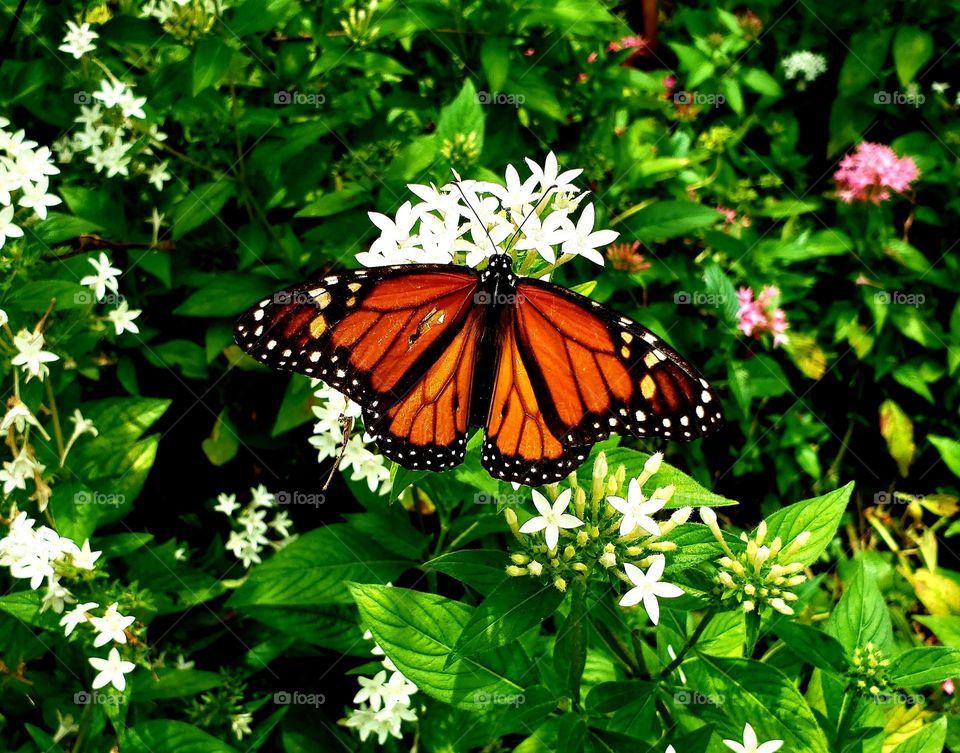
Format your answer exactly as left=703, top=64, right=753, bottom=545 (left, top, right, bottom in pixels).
left=214, top=492, right=239, bottom=516
left=512, top=208, right=572, bottom=263
left=0, top=205, right=24, bottom=249
left=89, top=602, right=135, bottom=647
left=562, top=203, right=618, bottom=265
left=519, top=488, right=583, bottom=551
left=524, top=151, right=583, bottom=194
left=11, top=329, right=58, bottom=382
left=607, top=478, right=669, bottom=537
left=18, top=176, right=61, bottom=220
left=107, top=300, right=141, bottom=335
left=80, top=252, right=121, bottom=300
left=618, top=555, right=684, bottom=624
left=89, top=647, right=136, bottom=691
left=722, top=723, right=784, bottom=753
left=59, top=21, right=98, bottom=59
left=147, top=161, right=171, bottom=190
left=481, top=163, right=541, bottom=213
left=60, top=601, right=98, bottom=636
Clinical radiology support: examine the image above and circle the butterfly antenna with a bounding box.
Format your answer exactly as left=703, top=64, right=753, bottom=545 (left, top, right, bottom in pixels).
left=506, top=183, right=558, bottom=251
left=453, top=181, right=501, bottom=256
left=322, top=415, right=354, bottom=492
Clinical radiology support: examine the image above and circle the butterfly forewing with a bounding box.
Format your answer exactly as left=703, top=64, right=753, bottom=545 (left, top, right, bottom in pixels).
left=511, top=279, right=723, bottom=446
left=234, top=265, right=483, bottom=468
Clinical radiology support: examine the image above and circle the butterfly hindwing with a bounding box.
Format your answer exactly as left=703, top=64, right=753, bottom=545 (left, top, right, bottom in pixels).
left=235, top=265, right=483, bottom=467
left=481, top=306, right=592, bottom=486
left=511, top=279, right=722, bottom=446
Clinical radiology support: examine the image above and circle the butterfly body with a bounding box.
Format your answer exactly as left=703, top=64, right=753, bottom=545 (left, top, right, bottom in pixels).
left=235, top=255, right=722, bottom=486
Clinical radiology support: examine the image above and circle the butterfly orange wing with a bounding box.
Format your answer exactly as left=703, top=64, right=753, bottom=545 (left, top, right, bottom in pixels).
left=235, top=265, right=484, bottom=469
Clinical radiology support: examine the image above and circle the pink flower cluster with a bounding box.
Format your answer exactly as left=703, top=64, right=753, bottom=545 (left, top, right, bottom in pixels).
left=833, top=142, right=919, bottom=204
left=737, top=286, right=789, bottom=347
left=607, top=35, right=647, bottom=53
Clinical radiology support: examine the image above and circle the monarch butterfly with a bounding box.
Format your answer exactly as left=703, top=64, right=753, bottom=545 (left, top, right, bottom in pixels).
left=235, top=237, right=723, bottom=486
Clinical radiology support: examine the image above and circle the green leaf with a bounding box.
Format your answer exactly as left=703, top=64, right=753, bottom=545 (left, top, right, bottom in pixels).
left=450, top=578, right=564, bottom=663
left=771, top=619, right=848, bottom=674
left=436, top=79, right=485, bottom=159
left=929, top=435, right=960, bottom=479
left=914, top=615, right=960, bottom=647
left=174, top=274, right=280, bottom=317
left=201, top=409, right=239, bottom=466
left=838, top=28, right=892, bottom=95
left=131, top=670, right=223, bottom=701
left=762, top=482, right=852, bottom=566
left=890, top=717, right=947, bottom=753
left=879, top=400, right=915, bottom=477
left=583, top=448, right=736, bottom=508
left=892, top=26, right=934, bottom=87
left=191, top=37, right=234, bottom=95
left=229, top=525, right=411, bottom=607
left=480, top=37, right=511, bottom=93
left=350, top=583, right=527, bottom=708
left=32, top=213, right=103, bottom=244
left=295, top=185, right=368, bottom=218
left=721, top=78, right=744, bottom=116
left=888, top=647, right=960, bottom=688
left=0, top=591, right=59, bottom=630
left=827, top=557, right=894, bottom=655
left=127, top=720, right=241, bottom=753
left=696, top=655, right=830, bottom=752
left=741, top=67, right=783, bottom=98
left=617, top=200, right=721, bottom=242
left=172, top=181, right=235, bottom=240
left=423, top=550, right=509, bottom=594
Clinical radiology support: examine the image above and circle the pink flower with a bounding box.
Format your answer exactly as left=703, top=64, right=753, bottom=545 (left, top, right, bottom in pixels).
left=943, top=679, right=955, bottom=695
left=834, top=142, right=919, bottom=204
left=587, top=52, right=598, bottom=63
left=717, top=206, right=737, bottom=224
left=524, top=48, right=535, bottom=57
left=737, top=286, right=789, bottom=347
left=577, top=72, right=588, bottom=83
left=607, top=35, right=647, bottom=53
left=662, top=75, right=677, bottom=90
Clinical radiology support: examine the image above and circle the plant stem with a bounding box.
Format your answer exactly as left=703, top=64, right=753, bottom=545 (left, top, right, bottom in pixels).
left=659, top=607, right=716, bottom=679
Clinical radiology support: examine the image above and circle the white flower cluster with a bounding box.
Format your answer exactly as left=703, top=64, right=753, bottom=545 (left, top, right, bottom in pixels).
left=508, top=454, right=688, bottom=624
left=141, top=0, right=228, bottom=24
left=54, top=82, right=171, bottom=190
left=781, top=51, right=828, bottom=84
left=79, top=252, right=142, bottom=335
left=701, top=507, right=810, bottom=616
left=357, top=152, right=617, bottom=272
left=343, top=630, right=419, bottom=744
left=0, top=511, right=99, bottom=609
left=0, top=118, right=62, bottom=250
left=59, top=20, right=98, bottom=59
left=215, top=484, right=296, bottom=568
left=0, top=512, right=138, bottom=692
left=308, top=381, right=391, bottom=495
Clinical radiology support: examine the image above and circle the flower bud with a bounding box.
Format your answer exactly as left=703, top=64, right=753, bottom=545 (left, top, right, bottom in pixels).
left=553, top=576, right=567, bottom=592
left=576, top=530, right=589, bottom=547
left=743, top=583, right=756, bottom=596
left=599, top=551, right=617, bottom=568
left=511, top=553, right=529, bottom=565
left=785, top=530, right=811, bottom=557
left=718, top=571, right=735, bottom=588
left=504, top=508, right=519, bottom=532
left=562, top=545, right=576, bottom=560
left=506, top=565, right=526, bottom=577
left=770, top=597, right=793, bottom=615
left=574, top=486, right=587, bottom=519
left=528, top=560, right=543, bottom=576
left=755, top=520, right=767, bottom=545
left=742, top=600, right=755, bottom=612
left=625, top=546, right=642, bottom=557
left=700, top=506, right=717, bottom=527
left=572, top=562, right=589, bottom=575
left=591, top=452, right=608, bottom=500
